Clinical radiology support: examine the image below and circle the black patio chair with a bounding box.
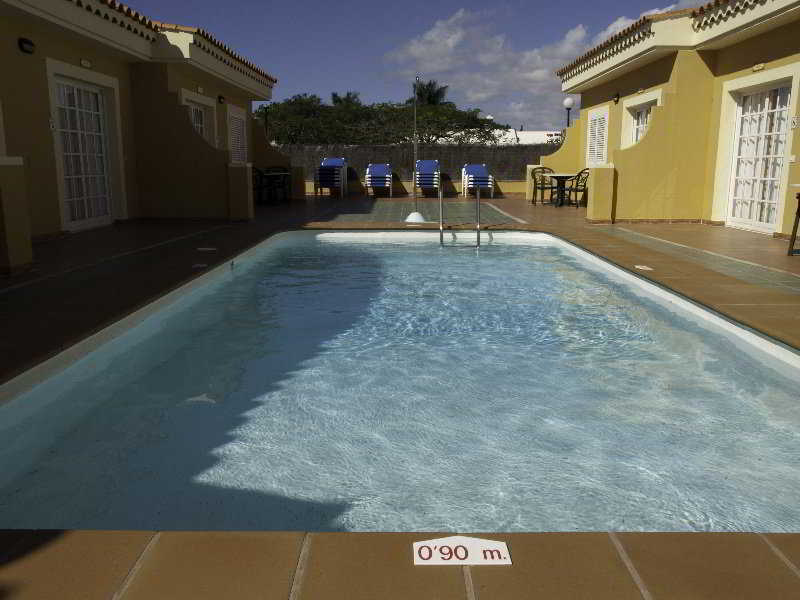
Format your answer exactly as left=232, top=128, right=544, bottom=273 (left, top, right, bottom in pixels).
left=531, top=167, right=556, bottom=205
left=262, top=166, right=290, bottom=204
left=252, top=167, right=267, bottom=205
left=566, top=168, right=589, bottom=208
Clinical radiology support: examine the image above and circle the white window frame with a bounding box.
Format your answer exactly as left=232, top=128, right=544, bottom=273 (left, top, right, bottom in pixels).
left=586, top=105, right=610, bottom=166
left=187, top=101, right=206, bottom=139
left=179, top=88, right=217, bottom=147
left=227, top=103, right=248, bottom=165
left=725, top=83, right=792, bottom=234
left=46, top=58, right=128, bottom=230
left=710, top=63, right=800, bottom=232
left=620, top=89, right=662, bottom=149
left=54, top=77, right=114, bottom=230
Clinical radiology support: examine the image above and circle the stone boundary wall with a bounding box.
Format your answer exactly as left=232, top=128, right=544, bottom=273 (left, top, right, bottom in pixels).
left=277, top=144, right=561, bottom=181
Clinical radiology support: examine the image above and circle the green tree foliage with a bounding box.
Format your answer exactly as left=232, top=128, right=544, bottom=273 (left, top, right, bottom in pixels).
left=257, top=89, right=507, bottom=145
left=407, top=79, right=451, bottom=106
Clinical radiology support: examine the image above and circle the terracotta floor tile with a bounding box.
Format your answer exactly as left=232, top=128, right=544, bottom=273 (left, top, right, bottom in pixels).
left=0, top=530, right=153, bottom=600
left=665, top=282, right=800, bottom=305
left=298, top=533, right=466, bottom=600
left=618, top=532, right=800, bottom=599
left=118, top=531, right=304, bottom=600
left=764, top=534, right=800, bottom=572
left=469, top=533, right=642, bottom=600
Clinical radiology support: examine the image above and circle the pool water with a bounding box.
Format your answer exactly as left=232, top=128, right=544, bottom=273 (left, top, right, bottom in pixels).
left=0, top=231, right=798, bottom=532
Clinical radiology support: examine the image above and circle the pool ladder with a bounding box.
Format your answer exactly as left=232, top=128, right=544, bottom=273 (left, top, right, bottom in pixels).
left=439, top=186, right=481, bottom=247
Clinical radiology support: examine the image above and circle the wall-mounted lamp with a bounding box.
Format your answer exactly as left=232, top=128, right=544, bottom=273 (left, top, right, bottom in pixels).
left=18, top=38, right=35, bottom=54
left=613, top=92, right=620, bottom=104
left=217, top=95, right=225, bottom=104
left=197, top=86, right=204, bottom=94
left=80, top=58, right=92, bottom=69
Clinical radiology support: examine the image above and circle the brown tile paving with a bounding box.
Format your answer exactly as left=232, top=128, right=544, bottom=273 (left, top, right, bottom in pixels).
left=0, top=530, right=153, bottom=600
left=620, top=223, right=800, bottom=276
left=2, top=197, right=800, bottom=598
left=618, top=532, right=800, bottom=599
left=665, top=282, right=800, bottom=306
left=118, top=531, right=304, bottom=600
left=298, top=533, right=466, bottom=600
left=764, top=534, right=800, bottom=574
left=469, top=533, right=643, bottom=600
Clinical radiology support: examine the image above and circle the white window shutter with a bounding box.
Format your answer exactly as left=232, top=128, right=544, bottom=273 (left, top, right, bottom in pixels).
left=587, top=107, right=608, bottom=166
left=228, top=108, right=248, bottom=164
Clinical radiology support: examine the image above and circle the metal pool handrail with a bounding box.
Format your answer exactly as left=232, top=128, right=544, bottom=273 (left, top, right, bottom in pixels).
left=438, top=186, right=481, bottom=247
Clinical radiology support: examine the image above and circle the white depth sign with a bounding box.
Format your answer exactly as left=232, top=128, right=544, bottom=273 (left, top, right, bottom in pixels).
left=412, top=536, right=512, bottom=566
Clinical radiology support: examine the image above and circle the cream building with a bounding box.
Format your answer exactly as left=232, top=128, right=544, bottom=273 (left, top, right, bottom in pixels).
left=0, top=0, right=285, bottom=274
left=539, top=0, right=800, bottom=238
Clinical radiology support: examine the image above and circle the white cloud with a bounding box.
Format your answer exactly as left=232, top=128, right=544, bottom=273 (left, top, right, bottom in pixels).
left=385, top=6, right=686, bottom=129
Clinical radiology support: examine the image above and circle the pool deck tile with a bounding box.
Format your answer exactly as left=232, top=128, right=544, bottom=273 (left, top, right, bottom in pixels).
left=468, top=533, right=644, bottom=600
left=617, top=532, right=800, bottom=599
left=764, top=534, right=800, bottom=574
left=116, top=531, right=304, bottom=600
left=3, top=197, right=800, bottom=598
left=297, top=533, right=467, bottom=600
left=0, top=530, right=153, bottom=600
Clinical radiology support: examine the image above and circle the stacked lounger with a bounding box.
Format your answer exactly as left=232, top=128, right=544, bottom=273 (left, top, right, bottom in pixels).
left=315, top=157, right=348, bottom=199
left=462, top=163, right=494, bottom=198
left=414, top=159, right=442, bottom=199
left=365, top=163, right=392, bottom=198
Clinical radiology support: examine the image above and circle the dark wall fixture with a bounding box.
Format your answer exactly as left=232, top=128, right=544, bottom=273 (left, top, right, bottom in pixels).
left=218, top=95, right=225, bottom=104
left=613, top=92, right=620, bottom=104
left=18, top=38, right=35, bottom=54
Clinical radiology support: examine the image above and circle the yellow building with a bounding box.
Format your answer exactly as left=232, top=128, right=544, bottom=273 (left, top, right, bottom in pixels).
left=542, top=0, right=800, bottom=238
left=0, top=0, right=282, bottom=274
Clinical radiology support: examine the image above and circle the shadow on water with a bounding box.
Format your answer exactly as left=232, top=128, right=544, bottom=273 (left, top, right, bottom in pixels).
left=0, top=240, right=386, bottom=532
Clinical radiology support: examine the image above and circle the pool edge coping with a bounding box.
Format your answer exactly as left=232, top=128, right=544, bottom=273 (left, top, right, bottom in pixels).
left=1, top=226, right=798, bottom=405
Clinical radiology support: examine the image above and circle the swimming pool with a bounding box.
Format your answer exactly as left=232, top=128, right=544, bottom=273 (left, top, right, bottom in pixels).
left=0, top=231, right=798, bottom=532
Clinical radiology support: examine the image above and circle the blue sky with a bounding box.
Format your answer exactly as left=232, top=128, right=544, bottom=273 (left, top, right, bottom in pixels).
left=132, top=0, right=699, bottom=129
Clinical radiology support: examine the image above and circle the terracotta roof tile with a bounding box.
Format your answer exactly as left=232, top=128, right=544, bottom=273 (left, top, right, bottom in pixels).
left=65, top=1, right=276, bottom=85
left=68, top=0, right=159, bottom=38
left=152, top=21, right=277, bottom=85
left=555, top=5, right=699, bottom=79
left=555, top=16, right=651, bottom=77
left=692, top=0, right=737, bottom=16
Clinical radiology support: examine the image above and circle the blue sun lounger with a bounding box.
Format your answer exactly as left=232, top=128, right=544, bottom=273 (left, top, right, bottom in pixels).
left=462, top=163, right=494, bottom=198
left=315, top=157, right=348, bottom=199
left=414, top=159, right=442, bottom=200
left=365, top=163, right=392, bottom=198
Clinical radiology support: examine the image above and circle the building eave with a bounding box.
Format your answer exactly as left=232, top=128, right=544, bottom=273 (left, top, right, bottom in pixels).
left=3, top=0, right=276, bottom=99
left=4, top=0, right=158, bottom=60
left=558, top=0, right=800, bottom=93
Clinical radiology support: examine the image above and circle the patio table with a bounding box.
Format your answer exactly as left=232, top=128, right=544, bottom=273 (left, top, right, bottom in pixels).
left=547, top=173, right=577, bottom=207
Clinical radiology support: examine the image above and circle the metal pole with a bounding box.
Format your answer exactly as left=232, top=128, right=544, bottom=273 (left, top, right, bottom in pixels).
left=566, top=107, right=571, bottom=128
left=439, top=183, right=443, bottom=245
left=476, top=185, right=481, bottom=248
left=413, top=76, right=419, bottom=213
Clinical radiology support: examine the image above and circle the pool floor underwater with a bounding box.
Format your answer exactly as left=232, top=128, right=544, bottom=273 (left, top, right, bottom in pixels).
left=0, top=232, right=798, bottom=531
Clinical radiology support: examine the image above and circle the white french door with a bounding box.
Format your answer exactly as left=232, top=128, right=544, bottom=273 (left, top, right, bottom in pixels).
left=55, top=78, right=113, bottom=230
left=727, top=85, right=791, bottom=233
